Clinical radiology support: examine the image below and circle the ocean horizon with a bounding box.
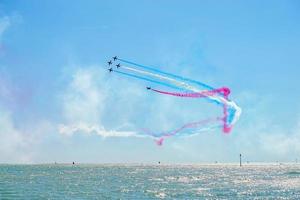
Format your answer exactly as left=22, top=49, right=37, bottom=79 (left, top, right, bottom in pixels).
left=1, top=163, right=300, bottom=199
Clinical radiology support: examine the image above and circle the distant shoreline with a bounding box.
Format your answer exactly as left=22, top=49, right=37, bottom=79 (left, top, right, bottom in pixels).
left=1, top=162, right=299, bottom=166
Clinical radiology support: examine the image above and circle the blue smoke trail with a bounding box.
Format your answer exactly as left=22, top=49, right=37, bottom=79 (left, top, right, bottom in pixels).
left=118, top=58, right=215, bottom=90
left=114, top=70, right=222, bottom=106
left=114, top=70, right=184, bottom=91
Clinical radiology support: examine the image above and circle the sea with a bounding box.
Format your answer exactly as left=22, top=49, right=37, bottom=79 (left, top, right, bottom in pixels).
left=0, top=164, right=300, bottom=199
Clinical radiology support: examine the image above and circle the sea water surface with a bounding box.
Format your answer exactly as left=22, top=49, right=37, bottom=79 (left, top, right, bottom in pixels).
left=0, top=164, right=300, bottom=199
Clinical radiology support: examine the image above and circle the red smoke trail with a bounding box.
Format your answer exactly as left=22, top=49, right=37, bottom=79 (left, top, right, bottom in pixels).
left=150, top=87, right=232, bottom=138
left=150, top=87, right=230, bottom=98
left=141, top=118, right=223, bottom=146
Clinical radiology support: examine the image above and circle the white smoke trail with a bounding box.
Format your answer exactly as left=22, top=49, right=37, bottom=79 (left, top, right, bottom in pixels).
left=121, top=65, right=241, bottom=126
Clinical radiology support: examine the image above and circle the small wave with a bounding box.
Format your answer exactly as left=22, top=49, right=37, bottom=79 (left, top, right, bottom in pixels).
left=155, top=192, right=166, bottom=199
left=286, top=171, right=300, bottom=175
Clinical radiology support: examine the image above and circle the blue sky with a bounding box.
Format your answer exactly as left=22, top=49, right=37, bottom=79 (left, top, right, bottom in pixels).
left=0, top=0, right=300, bottom=163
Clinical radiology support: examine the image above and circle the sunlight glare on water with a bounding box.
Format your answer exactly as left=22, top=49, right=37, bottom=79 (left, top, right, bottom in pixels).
left=0, top=164, right=300, bottom=199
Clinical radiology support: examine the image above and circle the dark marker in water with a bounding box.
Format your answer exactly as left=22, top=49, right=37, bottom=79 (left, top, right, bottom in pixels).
left=240, top=154, right=242, bottom=167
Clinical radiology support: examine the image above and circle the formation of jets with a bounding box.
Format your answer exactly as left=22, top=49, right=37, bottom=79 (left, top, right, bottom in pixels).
left=107, top=56, right=151, bottom=90
left=107, top=56, right=118, bottom=72
left=107, top=56, right=120, bottom=72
